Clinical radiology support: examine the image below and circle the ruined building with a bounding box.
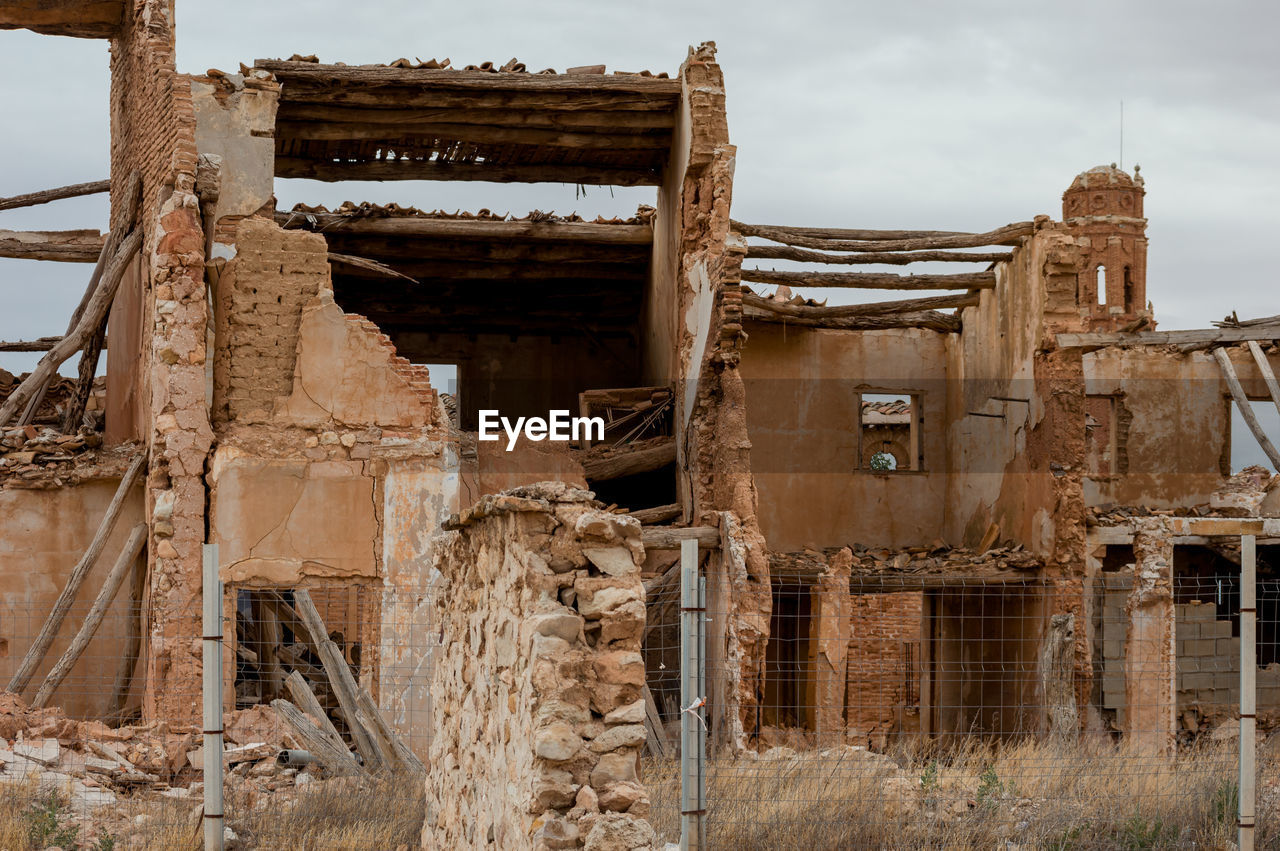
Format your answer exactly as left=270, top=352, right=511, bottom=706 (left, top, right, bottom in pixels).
left=1, top=1, right=1279, bottom=846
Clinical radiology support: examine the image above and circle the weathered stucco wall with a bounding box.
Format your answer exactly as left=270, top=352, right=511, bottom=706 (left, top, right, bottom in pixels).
left=0, top=480, right=145, bottom=718
left=425, top=484, right=654, bottom=850
left=741, top=324, right=951, bottom=550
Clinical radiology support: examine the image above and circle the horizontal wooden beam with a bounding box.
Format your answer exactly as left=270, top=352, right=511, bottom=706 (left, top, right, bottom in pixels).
left=334, top=261, right=646, bottom=282
left=580, top=436, right=675, bottom=481
left=257, top=60, right=683, bottom=96
left=0, top=336, right=91, bottom=352
left=1057, top=327, right=1280, bottom=350
left=286, top=215, right=653, bottom=245
left=275, top=156, right=662, bottom=186
left=745, top=244, right=1012, bottom=265
left=0, top=2, right=122, bottom=39
left=0, top=229, right=104, bottom=262
left=0, top=179, right=109, bottom=212
left=273, top=84, right=677, bottom=112
left=733, top=222, right=970, bottom=241
left=280, top=103, right=677, bottom=131
left=315, top=234, right=650, bottom=264
left=741, top=268, right=996, bottom=291
left=734, top=221, right=1036, bottom=252
left=276, top=119, right=668, bottom=150
left=640, top=526, right=719, bottom=551
left=742, top=305, right=961, bottom=333
left=742, top=291, right=979, bottom=319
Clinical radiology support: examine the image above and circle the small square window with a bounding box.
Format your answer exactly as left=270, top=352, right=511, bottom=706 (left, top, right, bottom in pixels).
left=858, top=393, right=919, bottom=472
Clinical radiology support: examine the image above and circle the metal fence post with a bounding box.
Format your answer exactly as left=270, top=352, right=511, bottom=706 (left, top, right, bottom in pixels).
left=680, top=538, right=706, bottom=850
left=1240, top=534, right=1256, bottom=851
left=203, top=543, right=224, bottom=851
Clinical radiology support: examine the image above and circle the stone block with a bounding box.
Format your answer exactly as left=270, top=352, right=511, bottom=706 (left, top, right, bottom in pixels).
left=1187, top=639, right=1217, bottom=656
left=1217, top=637, right=1240, bottom=656
left=1202, top=620, right=1232, bottom=639
left=1177, top=656, right=1199, bottom=674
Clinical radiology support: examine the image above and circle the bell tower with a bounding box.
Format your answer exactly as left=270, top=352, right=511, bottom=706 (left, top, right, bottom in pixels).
left=1061, top=164, right=1152, bottom=331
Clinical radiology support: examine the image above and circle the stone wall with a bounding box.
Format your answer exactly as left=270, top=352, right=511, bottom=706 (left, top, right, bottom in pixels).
left=425, top=483, right=655, bottom=851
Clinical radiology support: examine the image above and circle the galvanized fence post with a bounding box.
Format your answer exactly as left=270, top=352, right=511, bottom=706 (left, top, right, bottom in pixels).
left=680, top=538, right=706, bottom=850
left=203, top=543, right=225, bottom=851
left=1240, top=534, right=1256, bottom=851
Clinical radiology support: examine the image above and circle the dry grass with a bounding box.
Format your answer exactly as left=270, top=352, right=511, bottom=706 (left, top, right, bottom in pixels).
left=645, top=737, right=1274, bottom=849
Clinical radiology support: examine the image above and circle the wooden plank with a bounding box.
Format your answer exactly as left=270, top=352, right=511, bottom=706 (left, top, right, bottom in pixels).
left=740, top=269, right=995, bottom=291
left=627, top=504, right=681, bottom=525
left=743, top=291, right=978, bottom=319
left=1214, top=347, right=1280, bottom=468
left=33, top=523, right=147, bottom=708
left=276, top=118, right=667, bottom=150
left=1247, top=340, right=1280, bottom=422
left=732, top=222, right=970, bottom=241
left=0, top=180, right=108, bottom=213
left=271, top=699, right=365, bottom=776
left=640, top=526, right=720, bottom=551
left=1058, top=327, right=1280, bottom=349
left=746, top=245, right=1012, bottom=265
left=288, top=216, right=653, bottom=244
left=642, top=685, right=671, bottom=759
left=0, top=337, right=65, bottom=352
left=327, top=252, right=418, bottom=284
left=256, top=60, right=683, bottom=95
left=6, top=451, right=146, bottom=696
left=281, top=103, right=676, bottom=130
left=274, top=156, right=662, bottom=186
left=732, top=221, right=1035, bottom=252
left=0, top=229, right=104, bottom=262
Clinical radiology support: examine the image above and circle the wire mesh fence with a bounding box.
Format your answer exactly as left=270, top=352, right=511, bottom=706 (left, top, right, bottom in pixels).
left=642, top=570, right=1273, bottom=849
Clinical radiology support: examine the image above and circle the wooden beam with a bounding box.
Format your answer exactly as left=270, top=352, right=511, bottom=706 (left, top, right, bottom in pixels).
left=1058, top=327, right=1280, bottom=350
left=0, top=229, right=104, bottom=262
left=336, top=260, right=646, bottom=282
left=0, top=2, right=122, bottom=39
left=275, top=156, right=662, bottom=186
left=276, top=119, right=668, bottom=150
left=731, top=221, right=1035, bottom=252
left=273, top=81, right=676, bottom=112
left=580, top=436, right=675, bottom=481
left=256, top=60, right=683, bottom=96
left=743, top=291, right=978, bottom=319
left=327, top=252, right=418, bottom=284
left=640, top=526, right=720, bottom=551
left=1247, top=340, right=1280, bottom=423
left=310, top=232, right=650, bottom=264
left=6, top=452, right=146, bottom=696
left=741, top=269, right=995, bottom=291
left=742, top=305, right=961, bottom=332
left=271, top=699, right=365, bottom=777
left=294, top=216, right=653, bottom=245
left=0, top=337, right=66, bottom=352
left=32, top=523, right=147, bottom=708
left=0, top=180, right=109, bottom=212
left=626, top=503, right=681, bottom=525
left=1214, top=347, right=1280, bottom=469
left=732, top=222, right=970, bottom=241
left=745, top=245, right=1013, bottom=265
left=280, top=103, right=676, bottom=130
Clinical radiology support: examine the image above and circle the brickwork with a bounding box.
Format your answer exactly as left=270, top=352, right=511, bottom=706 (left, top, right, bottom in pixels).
left=844, top=591, right=923, bottom=739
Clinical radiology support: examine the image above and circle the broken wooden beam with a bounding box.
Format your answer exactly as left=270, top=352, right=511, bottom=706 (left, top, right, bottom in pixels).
left=275, top=157, right=662, bottom=186
left=105, top=546, right=147, bottom=720
left=580, top=436, right=675, bottom=481
left=32, top=523, right=147, bottom=708
left=743, top=291, right=978, bottom=319
left=626, top=503, right=681, bottom=525
left=1214, top=347, right=1280, bottom=469
left=0, top=337, right=69, bottom=352
left=327, top=252, right=419, bottom=284
left=276, top=119, right=667, bottom=150
left=640, top=526, right=720, bottom=551
left=740, top=269, right=996, bottom=291
left=0, top=180, right=109, bottom=213
left=1058, top=327, right=1280, bottom=350
left=1246, top=340, right=1280, bottom=423
left=742, top=305, right=961, bottom=332
left=271, top=699, right=365, bottom=777
left=0, top=227, right=142, bottom=427
left=282, top=103, right=677, bottom=131
left=6, top=451, right=146, bottom=696
left=0, top=4, right=122, bottom=39
left=745, top=245, right=1013, bottom=265
left=642, top=685, right=671, bottom=759
left=284, top=670, right=351, bottom=754
left=0, top=229, right=105, bottom=262
left=732, top=221, right=969, bottom=241
left=731, top=221, right=1035, bottom=252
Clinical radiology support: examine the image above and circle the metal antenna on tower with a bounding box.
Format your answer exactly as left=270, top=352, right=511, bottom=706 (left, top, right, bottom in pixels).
left=1120, top=100, right=1124, bottom=170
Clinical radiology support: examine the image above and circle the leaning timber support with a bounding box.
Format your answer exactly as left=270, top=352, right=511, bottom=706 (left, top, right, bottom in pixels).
left=1247, top=340, right=1280, bottom=422
left=6, top=451, right=147, bottom=696
left=1214, top=347, right=1280, bottom=469
left=740, top=269, right=996, bottom=291
left=271, top=699, right=365, bottom=777
left=33, top=524, right=148, bottom=708
left=105, top=547, right=147, bottom=721
left=0, top=179, right=109, bottom=213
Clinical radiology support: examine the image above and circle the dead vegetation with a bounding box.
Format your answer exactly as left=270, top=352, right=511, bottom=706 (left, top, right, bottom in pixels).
left=645, top=738, right=1276, bottom=849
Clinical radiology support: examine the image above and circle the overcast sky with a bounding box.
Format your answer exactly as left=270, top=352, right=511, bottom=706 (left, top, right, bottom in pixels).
left=0, top=0, right=1276, bottom=464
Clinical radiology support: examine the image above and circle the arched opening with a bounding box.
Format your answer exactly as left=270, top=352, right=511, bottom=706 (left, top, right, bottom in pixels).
left=1123, top=266, right=1134, bottom=312
left=1096, top=265, right=1107, bottom=306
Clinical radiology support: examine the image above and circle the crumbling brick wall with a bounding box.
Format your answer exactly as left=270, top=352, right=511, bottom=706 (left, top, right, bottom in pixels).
left=845, top=591, right=923, bottom=741
left=109, top=0, right=213, bottom=723
left=425, top=484, right=655, bottom=850
left=213, top=217, right=326, bottom=423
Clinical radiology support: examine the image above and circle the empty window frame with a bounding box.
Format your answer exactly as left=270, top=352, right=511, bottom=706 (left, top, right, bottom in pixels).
left=858, top=393, right=920, bottom=472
